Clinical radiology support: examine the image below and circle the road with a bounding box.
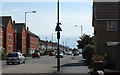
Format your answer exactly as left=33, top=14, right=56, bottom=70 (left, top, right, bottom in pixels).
left=1, top=54, right=82, bottom=74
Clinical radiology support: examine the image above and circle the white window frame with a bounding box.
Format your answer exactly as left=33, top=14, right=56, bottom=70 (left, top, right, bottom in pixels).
left=11, top=35, right=12, bottom=41
left=107, top=21, right=118, bottom=31
left=8, top=34, right=10, bottom=41
left=11, top=46, right=12, bottom=52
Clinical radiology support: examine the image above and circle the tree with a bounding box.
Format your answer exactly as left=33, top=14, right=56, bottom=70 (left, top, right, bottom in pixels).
left=72, top=48, right=79, bottom=53
left=83, top=44, right=94, bottom=66
left=77, top=34, right=94, bottom=49
left=72, top=48, right=79, bottom=51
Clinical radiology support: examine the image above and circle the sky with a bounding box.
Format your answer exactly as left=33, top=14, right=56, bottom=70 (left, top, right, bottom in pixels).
left=1, top=1, right=94, bottom=49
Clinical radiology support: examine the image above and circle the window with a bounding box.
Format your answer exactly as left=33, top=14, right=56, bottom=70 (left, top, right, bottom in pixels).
left=8, top=46, right=10, bottom=51
left=8, top=34, right=10, bottom=41
left=11, top=46, right=12, bottom=52
left=1, top=36, right=2, bottom=44
left=11, top=35, right=12, bottom=41
left=8, top=45, right=12, bottom=53
left=8, top=34, right=12, bottom=41
left=107, top=21, right=118, bottom=31
left=23, top=37, right=26, bottom=43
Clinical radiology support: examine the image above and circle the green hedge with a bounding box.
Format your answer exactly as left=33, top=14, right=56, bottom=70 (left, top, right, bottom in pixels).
left=1, top=50, right=7, bottom=60
left=83, top=44, right=94, bottom=66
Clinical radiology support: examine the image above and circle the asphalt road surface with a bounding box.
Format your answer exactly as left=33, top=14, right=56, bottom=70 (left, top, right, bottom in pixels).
left=1, top=54, right=82, bottom=74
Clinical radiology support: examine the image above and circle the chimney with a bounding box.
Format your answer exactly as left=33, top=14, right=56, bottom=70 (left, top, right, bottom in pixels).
left=27, top=27, right=29, bottom=31
left=13, top=20, right=15, bottom=25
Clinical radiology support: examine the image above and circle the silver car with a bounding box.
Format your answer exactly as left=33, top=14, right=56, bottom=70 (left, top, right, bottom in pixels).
left=55, top=52, right=64, bottom=58
left=6, top=52, right=25, bottom=65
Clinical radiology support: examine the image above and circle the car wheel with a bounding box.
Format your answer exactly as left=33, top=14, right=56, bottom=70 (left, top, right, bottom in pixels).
left=23, top=60, right=25, bottom=63
left=18, top=60, right=21, bottom=64
left=6, top=62, right=9, bottom=65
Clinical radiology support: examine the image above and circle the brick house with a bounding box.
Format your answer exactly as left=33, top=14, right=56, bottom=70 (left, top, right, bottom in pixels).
left=93, top=1, right=120, bottom=70
left=13, top=21, right=27, bottom=54
left=26, top=27, right=39, bottom=54
left=0, top=16, right=14, bottom=54
left=0, top=23, right=4, bottom=49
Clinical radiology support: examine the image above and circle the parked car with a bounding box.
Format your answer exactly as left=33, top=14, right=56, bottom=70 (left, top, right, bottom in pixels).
left=55, top=52, right=64, bottom=58
left=23, top=54, right=27, bottom=60
left=49, top=52, right=55, bottom=56
left=6, top=52, right=25, bottom=65
left=66, top=51, right=73, bottom=55
left=73, top=51, right=79, bottom=56
left=32, top=52, right=40, bottom=58
left=79, top=51, right=82, bottom=54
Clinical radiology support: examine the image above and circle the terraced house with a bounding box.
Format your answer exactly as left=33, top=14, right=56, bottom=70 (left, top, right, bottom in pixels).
left=93, top=1, right=120, bottom=70
left=0, top=20, right=5, bottom=51
left=13, top=21, right=27, bottom=54
left=26, top=27, right=39, bottom=54
left=0, top=16, right=14, bottom=54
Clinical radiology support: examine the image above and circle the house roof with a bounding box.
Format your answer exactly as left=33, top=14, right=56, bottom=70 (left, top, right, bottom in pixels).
left=26, top=30, right=39, bottom=38
left=15, top=23, right=25, bottom=33
left=0, top=16, right=11, bottom=28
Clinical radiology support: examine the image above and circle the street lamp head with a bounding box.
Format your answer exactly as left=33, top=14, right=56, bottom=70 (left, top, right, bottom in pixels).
left=75, top=25, right=78, bottom=27
left=32, top=11, right=36, bottom=13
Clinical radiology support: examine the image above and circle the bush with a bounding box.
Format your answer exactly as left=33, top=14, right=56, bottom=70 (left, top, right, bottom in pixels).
left=1, top=50, right=7, bottom=60
left=40, top=52, right=44, bottom=56
left=84, top=44, right=94, bottom=66
left=92, top=54, right=105, bottom=61
left=35, top=49, right=39, bottom=52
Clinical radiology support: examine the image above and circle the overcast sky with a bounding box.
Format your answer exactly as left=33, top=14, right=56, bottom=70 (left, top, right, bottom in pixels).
left=1, top=1, right=93, bottom=48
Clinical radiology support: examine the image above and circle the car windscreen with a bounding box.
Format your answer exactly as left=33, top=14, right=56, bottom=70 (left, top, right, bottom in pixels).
left=7, top=53, right=18, bottom=57
left=74, top=51, right=78, bottom=53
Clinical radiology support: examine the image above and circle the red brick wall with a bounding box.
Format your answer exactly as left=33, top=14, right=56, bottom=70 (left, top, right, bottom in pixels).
left=30, top=35, right=39, bottom=50
left=0, top=27, right=3, bottom=47
left=22, top=26, right=26, bottom=54
left=6, top=19, right=14, bottom=54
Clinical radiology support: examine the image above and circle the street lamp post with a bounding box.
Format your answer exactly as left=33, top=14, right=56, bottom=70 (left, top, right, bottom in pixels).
left=25, top=11, right=36, bottom=28
left=75, top=25, right=83, bottom=37
left=55, top=0, right=62, bottom=71
left=66, top=39, right=69, bottom=51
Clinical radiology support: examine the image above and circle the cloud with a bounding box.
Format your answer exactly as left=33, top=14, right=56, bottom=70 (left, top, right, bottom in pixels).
left=11, top=8, right=20, bottom=12
left=2, top=8, right=20, bottom=14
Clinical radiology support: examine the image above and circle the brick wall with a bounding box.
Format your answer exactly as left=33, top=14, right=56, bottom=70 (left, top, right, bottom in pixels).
left=0, top=27, right=3, bottom=48
left=6, top=19, right=14, bottom=54
left=22, top=26, right=26, bottom=54
left=30, top=35, right=39, bottom=50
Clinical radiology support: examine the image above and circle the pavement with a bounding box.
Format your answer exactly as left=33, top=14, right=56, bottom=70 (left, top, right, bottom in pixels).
left=52, top=55, right=90, bottom=75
